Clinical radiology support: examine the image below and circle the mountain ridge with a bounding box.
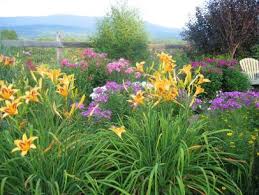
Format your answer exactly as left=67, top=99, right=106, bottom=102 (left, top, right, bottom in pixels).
left=0, top=15, right=182, bottom=40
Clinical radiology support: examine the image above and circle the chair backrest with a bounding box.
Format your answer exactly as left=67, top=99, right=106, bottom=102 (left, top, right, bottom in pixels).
left=239, top=58, right=259, bottom=80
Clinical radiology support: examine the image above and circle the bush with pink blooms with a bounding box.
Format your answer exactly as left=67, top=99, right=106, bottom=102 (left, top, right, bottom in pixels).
left=190, top=58, right=251, bottom=99
left=60, top=48, right=144, bottom=95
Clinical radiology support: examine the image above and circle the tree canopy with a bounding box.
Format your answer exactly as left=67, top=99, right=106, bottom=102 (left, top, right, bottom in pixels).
left=183, top=0, right=258, bottom=58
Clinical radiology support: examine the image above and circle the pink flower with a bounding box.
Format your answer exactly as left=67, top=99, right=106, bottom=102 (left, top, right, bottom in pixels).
left=106, top=58, right=130, bottom=74
left=61, top=59, right=69, bottom=66
left=80, top=61, right=89, bottom=70
left=125, top=67, right=134, bottom=74
left=135, top=72, right=142, bottom=79
left=83, top=48, right=97, bottom=58
left=25, top=59, right=36, bottom=71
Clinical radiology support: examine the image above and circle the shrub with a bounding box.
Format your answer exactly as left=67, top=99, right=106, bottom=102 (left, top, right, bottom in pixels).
left=0, top=30, right=18, bottom=40
left=201, top=68, right=223, bottom=99
left=91, top=2, right=149, bottom=62
left=61, top=48, right=109, bottom=95
left=222, top=68, right=251, bottom=92
left=191, top=58, right=251, bottom=99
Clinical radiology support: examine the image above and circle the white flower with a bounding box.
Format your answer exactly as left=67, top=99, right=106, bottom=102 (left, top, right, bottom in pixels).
left=141, top=81, right=153, bottom=89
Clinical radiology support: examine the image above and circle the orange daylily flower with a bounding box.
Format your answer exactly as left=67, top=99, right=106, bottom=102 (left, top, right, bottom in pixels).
left=194, top=85, right=204, bottom=96
left=0, top=99, right=22, bottom=118
left=0, top=83, right=18, bottom=100
left=56, top=85, right=69, bottom=97
left=24, top=87, right=40, bottom=104
left=12, top=133, right=38, bottom=156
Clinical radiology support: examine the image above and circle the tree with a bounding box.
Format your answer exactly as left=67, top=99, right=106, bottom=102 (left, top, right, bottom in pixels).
left=91, top=2, right=148, bottom=62
left=0, top=30, right=18, bottom=40
left=183, top=0, right=257, bottom=58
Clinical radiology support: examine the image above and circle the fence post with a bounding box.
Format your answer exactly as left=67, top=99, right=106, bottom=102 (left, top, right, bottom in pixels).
left=56, top=32, right=63, bottom=65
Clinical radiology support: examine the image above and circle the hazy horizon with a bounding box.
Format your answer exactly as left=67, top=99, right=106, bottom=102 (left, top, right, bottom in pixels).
left=0, top=0, right=204, bottom=28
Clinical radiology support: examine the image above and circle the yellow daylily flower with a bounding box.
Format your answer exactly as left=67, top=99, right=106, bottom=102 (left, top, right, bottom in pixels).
left=128, top=90, right=145, bottom=107
left=56, top=85, right=69, bottom=97
left=0, top=99, right=22, bottom=118
left=157, top=52, right=175, bottom=65
left=36, top=65, right=49, bottom=77
left=194, top=85, right=204, bottom=96
left=0, top=83, right=18, bottom=100
left=47, top=69, right=62, bottom=84
left=180, top=64, right=193, bottom=86
left=24, top=87, right=40, bottom=104
left=163, top=87, right=178, bottom=101
left=12, top=133, right=38, bottom=156
left=59, top=74, right=74, bottom=86
left=109, top=125, right=126, bottom=139
left=181, top=64, right=192, bottom=75
left=164, top=63, right=175, bottom=72
left=135, top=61, right=145, bottom=73
left=227, top=132, right=233, bottom=136
left=197, top=74, right=210, bottom=85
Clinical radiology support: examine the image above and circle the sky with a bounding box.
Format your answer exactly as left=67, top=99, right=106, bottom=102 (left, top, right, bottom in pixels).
left=0, top=0, right=205, bottom=28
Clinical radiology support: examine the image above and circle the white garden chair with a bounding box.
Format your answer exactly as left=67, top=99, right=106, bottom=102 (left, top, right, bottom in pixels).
left=240, top=58, right=259, bottom=85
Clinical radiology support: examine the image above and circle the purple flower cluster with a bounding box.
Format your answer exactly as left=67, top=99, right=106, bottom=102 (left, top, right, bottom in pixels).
left=82, top=102, right=112, bottom=120
left=209, top=91, right=259, bottom=111
left=192, top=98, right=203, bottom=110
left=191, top=58, right=238, bottom=68
left=82, top=81, right=143, bottom=120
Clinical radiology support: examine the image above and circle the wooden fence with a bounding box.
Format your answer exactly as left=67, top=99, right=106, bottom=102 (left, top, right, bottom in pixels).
left=0, top=33, right=186, bottom=64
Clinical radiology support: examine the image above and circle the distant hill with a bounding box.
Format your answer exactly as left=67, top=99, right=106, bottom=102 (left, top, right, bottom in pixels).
left=0, top=15, right=182, bottom=40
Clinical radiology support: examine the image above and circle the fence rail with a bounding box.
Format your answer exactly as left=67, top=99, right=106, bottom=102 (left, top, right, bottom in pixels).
left=0, top=40, right=92, bottom=48
left=0, top=40, right=186, bottom=49
left=0, top=35, right=187, bottom=64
